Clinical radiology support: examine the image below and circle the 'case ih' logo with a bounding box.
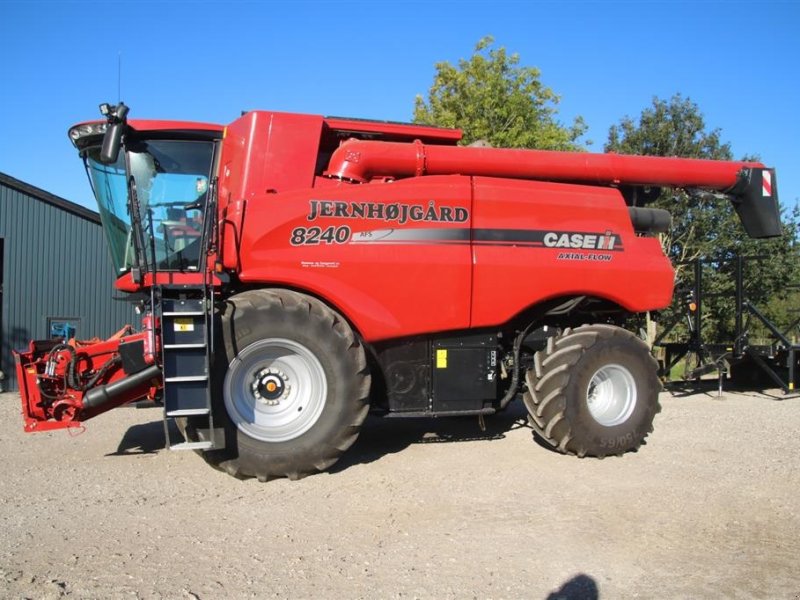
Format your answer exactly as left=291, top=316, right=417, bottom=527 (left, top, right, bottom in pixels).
left=543, top=231, right=620, bottom=251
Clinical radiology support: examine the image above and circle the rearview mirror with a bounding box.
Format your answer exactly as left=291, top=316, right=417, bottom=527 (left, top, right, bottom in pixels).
left=98, top=102, right=129, bottom=164
left=100, top=122, right=124, bottom=164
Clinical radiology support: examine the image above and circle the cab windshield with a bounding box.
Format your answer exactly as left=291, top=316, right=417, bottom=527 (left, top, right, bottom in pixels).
left=85, top=139, right=216, bottom=273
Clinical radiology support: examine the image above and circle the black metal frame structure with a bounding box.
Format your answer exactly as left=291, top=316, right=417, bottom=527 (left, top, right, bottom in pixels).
left=655, top=255, right=800, bottom=394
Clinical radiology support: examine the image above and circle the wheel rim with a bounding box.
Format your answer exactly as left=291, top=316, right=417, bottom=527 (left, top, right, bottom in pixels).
left=585, top=364, right=637, bottom=426
left=224, top=338, right=327, bottom=443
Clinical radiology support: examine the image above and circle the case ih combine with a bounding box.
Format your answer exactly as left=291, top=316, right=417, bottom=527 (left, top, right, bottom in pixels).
left=14, top=103, right=782, bottom=480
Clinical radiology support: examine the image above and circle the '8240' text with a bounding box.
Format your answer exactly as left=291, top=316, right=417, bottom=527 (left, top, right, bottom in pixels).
left=290, top=226, right=352, bottom=246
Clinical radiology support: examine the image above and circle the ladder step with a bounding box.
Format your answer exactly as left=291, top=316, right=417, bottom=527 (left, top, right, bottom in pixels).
left=166, top=408, right=210, bottom=417
left=163, top=311, right=204, bottom=316
left=164, top=343, right=207, bottom=349
left=169, top=440, right=214, bottom=451
left=165, top=375, right=208, bottom=382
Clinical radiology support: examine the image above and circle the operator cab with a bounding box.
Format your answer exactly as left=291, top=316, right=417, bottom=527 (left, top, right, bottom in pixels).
left=68, top=103, right=223, bottom=284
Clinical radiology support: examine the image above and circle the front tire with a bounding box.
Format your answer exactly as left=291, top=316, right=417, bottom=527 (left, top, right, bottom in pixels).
left=209, top=289, right=371, bottom=480
left=523, top=324, right=661, bottom=457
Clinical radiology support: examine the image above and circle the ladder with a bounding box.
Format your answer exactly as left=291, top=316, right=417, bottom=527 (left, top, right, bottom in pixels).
left=156, top=285, right=221, bottom=450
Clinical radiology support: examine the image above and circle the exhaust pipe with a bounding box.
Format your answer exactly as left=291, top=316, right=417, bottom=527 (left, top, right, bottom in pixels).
left=82, top=364, right=162, bottom=410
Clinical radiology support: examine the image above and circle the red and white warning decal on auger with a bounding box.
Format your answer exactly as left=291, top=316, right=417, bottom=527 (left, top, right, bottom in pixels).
left=763, top=170, right=772, bottom=197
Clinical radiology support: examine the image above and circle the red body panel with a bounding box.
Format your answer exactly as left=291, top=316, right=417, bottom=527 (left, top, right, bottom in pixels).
left=125, top=119, right=223, bottom=134
left=72, top=118, right=224, bottom=134
left=218, top=112, right=324, bottom=211
left=115, top=271, right=223, bottom=293
left=470, top=177, right=674, bottom=326
left=237, top=176, right=473, bottom=340
left=217, top=111, right=465, bottom=270
left=233, top=173, right=674, bottom=342
left=217, top=112, right=463, bottom=212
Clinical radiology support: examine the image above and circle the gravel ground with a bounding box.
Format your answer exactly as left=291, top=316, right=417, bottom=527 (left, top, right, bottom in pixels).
left=1, top=386, right=799, bottom=599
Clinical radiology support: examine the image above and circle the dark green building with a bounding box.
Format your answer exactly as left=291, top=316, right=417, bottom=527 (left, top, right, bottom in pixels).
left=0, top=172, right=136, bottom=391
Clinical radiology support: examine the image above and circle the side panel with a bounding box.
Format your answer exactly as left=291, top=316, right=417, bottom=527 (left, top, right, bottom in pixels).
left=471, top=177, right=675, bottom=326
left=217, top=112, right=324, bottom=269
left=373, top=332, right=498, bottom=414
left=218, top=111, right=324, bottom=205
left=237, top=176, right=473, bottom=341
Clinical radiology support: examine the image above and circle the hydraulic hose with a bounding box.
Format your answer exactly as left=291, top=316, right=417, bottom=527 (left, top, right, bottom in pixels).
left=499, top=322, right=538, bottom=410
left=80, top=355, right=123, bottom=391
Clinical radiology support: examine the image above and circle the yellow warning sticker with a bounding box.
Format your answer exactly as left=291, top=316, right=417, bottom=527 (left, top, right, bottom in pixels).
left=436, top=349, right=448, bottom=369
left=173, top=318, right=195, bottom=333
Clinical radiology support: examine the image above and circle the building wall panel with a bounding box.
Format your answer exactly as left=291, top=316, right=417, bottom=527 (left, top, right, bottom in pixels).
left=0, top=174, right=137, bottom=391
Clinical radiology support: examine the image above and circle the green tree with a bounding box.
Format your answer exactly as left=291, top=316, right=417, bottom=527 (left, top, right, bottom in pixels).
left=413, top=36, right=586, bottom=150
left=607, top=94, right=734, bottom=268
left=606, top=94, right=800, bottom=342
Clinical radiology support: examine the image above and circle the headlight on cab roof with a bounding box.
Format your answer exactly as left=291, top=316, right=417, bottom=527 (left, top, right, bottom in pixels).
left=68, top=122, right=109, bottom=144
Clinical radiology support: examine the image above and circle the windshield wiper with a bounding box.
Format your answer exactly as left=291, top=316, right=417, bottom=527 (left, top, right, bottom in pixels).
left=126, top=175, right=149, bottom=283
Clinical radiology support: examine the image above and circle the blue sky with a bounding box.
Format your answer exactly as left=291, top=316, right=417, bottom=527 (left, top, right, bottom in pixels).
left=1, top=0, right=798, bottom=211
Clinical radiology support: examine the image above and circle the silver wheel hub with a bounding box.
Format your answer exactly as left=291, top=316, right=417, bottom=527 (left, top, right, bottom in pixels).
left=586, top=364, right=637, bottom=427
left=224, top=338, right=327, bottom=443
left=251, top=368, right=291, bottom=406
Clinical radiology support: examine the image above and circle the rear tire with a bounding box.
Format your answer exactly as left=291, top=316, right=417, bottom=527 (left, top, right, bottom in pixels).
left=523, top=324, right=661, bottom=457
left=203, top=289, right=371, bottom=480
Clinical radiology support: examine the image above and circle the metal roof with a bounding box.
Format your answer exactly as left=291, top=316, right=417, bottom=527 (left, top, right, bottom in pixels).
left=0, top=172, right=99, bottom=224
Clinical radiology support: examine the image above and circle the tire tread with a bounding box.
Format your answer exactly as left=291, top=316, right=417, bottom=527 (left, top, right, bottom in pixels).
left=204, top=289, right=371, bottom=481
left=522, top=324, right=661, bottom=458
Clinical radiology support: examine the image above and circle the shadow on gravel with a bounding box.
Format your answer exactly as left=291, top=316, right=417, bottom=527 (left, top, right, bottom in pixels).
left=664, top=379, right=797, bottom=401
left=329, top=401, right=531, bottom=473
left=107, top=402, right=534, bottom=470
left=664, top=379, right=727, bottom=398
left=546, top=573, right=599, bottom=600
left=107, top=419, right=173, bottom=455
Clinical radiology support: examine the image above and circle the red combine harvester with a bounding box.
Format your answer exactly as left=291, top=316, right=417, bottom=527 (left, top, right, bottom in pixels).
left=14, top=103, right=782, bottom=480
